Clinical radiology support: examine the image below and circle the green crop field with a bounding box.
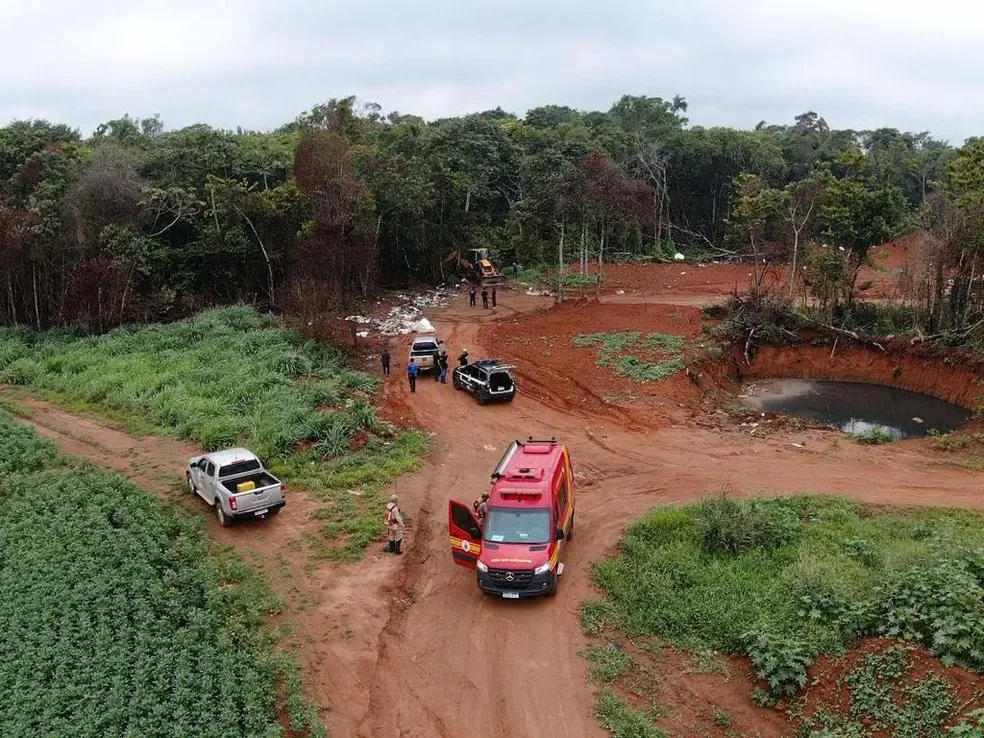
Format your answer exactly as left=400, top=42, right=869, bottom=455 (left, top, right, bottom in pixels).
left=0, top=306, right=425, bottom=557
left=0, top=410, right=322, bottom=737
left=582, top=495, right=984, bottom=737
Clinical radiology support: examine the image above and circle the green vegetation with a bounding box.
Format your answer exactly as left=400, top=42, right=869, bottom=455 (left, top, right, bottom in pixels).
left=799, top=645, right=954, bottom=737
left=0, top=409, right=323, bottom=737
left=0, top=306, right=426, bottom=557
left=6, top=101, right=973, bottom=344
left=585, top=495, right=984, bottom=709
left=848, top=426, right=896, bottom=445
left=584, top=644, right=632, bottom=683
left=595, top=690, right=666, bottom=738
left=572, top=332, right=686, bottom=383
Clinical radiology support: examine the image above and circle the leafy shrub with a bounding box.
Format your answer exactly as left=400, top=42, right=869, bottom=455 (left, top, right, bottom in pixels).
left=745, top=631, right=813, bottom=697
left=849, top=426, right=895, bottom=445
left=613, top=356, right=684, bottom=382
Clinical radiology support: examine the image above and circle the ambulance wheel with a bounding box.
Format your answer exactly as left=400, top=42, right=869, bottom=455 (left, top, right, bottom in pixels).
left=547, top=577, right=559, bottom=597
left=567, top=512, right=575, bottom=542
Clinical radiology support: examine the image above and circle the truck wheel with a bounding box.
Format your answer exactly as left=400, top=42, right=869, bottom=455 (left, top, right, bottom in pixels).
left=567, top=512, right=575, bottom=542
left=215, top=501, right=232, bottom=527
left=186, top=473, right=197, bottom=495
left=476, top=391, right=487, bottom=405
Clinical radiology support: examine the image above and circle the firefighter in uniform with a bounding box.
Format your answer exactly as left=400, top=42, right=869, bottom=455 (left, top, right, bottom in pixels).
left=385, top=494, right=405, bottom=554
left=473, top=492, right=489, bottom=528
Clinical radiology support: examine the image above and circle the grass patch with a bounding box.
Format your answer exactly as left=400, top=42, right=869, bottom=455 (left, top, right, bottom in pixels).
left=0, top=306, right=427, bottom=556
left=595, top=690, right=667, bottom=738
left=584, top=644, right=632, bottom=683
left=572, top=332, right=686, bottom=384
left=586, top=494, right=984, bottom=707
left=0, top=409, right=324, bottom=737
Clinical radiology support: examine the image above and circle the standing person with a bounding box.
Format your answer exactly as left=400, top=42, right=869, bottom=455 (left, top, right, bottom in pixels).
left=491, top=287, right=497, bottom=308
left=438, top=350, right=449, bottom=384
left=481, top=288, right=489, bottom=309
left=432, top=347, right=441, bottom=381
left=473, top=491, right=489, bottom=527
left=458, top=349, right=469, bottom=368
left=406, top=358, right=418, bottom=393
left=469, top=286, right=477, bottom=307
left=380, top=349, right=391, bottom=376
left=384, top=494, right=405, bottom=554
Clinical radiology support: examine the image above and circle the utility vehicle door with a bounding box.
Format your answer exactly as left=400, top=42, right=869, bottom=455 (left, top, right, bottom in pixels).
left=448, top=500, right=482, bottom=569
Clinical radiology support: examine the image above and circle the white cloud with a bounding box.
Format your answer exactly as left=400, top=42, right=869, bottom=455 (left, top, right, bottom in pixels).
left=1, top=0, right=981, bottom=142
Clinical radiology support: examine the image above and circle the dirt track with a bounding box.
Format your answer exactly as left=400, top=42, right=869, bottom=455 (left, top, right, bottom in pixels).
left=7, top=243, right=984, bottom=738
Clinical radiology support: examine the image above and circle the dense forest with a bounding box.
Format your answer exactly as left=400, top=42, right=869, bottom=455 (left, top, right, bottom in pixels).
left=0, top=95, right=981, bottom=333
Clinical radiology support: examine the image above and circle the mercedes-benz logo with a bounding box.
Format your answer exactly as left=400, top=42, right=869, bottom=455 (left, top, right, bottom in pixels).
left=505, top=572, right=515, bottom=582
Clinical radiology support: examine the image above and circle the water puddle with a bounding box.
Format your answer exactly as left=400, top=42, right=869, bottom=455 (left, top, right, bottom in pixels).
left=741, top=379, right=970, bottom=439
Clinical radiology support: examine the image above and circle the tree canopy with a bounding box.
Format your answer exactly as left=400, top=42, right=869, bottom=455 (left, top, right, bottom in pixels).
left=0, top=95, right=974, bottom=331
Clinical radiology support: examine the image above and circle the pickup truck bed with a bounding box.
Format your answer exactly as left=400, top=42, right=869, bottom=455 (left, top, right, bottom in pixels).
left=219, top=471, right=279, bottom=494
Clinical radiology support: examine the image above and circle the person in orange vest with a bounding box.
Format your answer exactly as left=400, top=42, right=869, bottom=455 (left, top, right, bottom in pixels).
left=384, top=494, right=405, bottom=554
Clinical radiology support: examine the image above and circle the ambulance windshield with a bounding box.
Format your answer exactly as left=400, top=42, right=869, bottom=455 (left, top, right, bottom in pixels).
left=484, top=508, right=551, bottom=544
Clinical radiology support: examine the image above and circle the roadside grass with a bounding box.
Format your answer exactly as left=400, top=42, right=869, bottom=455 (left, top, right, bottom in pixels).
left=848, top=426, right=896, bottom=445
left=0, top=409, right=324, bottom=738
left=0, top=306, right=427, bottom=556
left=583, top=494, right=984, bottom=736
left=572, top=331, right=686, bottom=383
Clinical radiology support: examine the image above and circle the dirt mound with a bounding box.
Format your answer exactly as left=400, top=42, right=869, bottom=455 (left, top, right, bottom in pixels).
left=487, top=300, right=710, bottom=428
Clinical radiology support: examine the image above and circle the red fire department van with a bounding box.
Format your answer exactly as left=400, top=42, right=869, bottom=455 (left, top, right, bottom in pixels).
left=448, top=437, right=575, bottom=598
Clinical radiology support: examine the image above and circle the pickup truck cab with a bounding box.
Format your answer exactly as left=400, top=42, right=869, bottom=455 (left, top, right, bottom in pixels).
left=408, top=335, right=443, bottom=372
left=186, top=448, right=286, bottom=526
left=448, top=437, right=575, bottom=598
left=452, top=359, right=516, bottom=404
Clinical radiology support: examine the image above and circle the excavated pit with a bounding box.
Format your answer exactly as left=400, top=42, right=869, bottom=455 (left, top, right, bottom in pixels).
left=741, top=378, right=970, bottom=439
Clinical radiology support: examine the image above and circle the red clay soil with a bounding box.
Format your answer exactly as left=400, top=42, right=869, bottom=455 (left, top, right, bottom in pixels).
left=797, top=638, right=984, bottom=733
left=733, top=343, right=984, bottom=410
left=8, top=276, right=984, bottom=738
left=487, top=300, right=709, bottom=428
left=570, top=233, right=920, bottom=302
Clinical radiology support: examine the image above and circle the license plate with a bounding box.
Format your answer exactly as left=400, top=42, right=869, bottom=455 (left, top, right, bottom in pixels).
left=502, top=592, right=519, bottom=599
left=253, top=508, right=269, bottom=517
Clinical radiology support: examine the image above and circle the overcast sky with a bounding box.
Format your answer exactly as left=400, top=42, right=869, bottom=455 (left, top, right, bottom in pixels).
left=2, top=0, right=982, bottom=144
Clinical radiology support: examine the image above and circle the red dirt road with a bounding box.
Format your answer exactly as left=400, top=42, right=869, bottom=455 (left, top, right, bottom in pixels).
left=6, top=265, right=984, bottom=737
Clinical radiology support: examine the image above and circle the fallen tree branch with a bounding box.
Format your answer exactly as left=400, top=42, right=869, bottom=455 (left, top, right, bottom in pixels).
left=801, top=316, right=886, bottom=352
left=744, top=328, right=756, bottom=365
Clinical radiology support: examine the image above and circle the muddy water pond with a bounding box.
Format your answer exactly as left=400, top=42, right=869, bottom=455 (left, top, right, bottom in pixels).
left=742, top=379, right=970, bottom=439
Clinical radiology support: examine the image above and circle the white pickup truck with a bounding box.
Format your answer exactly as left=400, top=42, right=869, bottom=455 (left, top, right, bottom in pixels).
left=186, top=448, right=286, bottom=526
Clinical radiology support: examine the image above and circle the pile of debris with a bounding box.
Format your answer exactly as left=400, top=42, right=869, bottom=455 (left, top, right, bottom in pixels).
left=346, top=288, right=454, bottom=337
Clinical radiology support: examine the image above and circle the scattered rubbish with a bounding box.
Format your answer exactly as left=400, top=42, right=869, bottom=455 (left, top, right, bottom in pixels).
left=791, top=443, right=805, bottom=449
left=483, top=444, right=497, bottom=452
left=356, top=330, right=369, bottom=338
left=912, top=417, right=923, bottom=423
left=616, top=289, right=625, bottom=295
left=345, top=288, right=455, bottom=336
left=674, top=253, right=685, bottom=261
left=526, top=288, right=552, bottom=296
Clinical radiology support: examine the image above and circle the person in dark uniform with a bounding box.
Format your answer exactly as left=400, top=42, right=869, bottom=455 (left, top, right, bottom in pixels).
left=458, top=349, right=469, bottom=367
left=438, top=350, right=450, bottom=383
left=432, top=347, right=441, bottom=381
left=380, top=349, right=391, bottom=376
left=469, top=286, right=477, bottom=307
left=491, top=287, right=497, bottom=308
left=481, top=288, right=489, bottom=309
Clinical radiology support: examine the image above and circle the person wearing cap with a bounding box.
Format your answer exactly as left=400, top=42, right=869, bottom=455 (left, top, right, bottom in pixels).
left=458, top=349, right=469, bottom=368
left=472, top=491, right=489, bottom=527
left=384, top=494, right=405, bottom=554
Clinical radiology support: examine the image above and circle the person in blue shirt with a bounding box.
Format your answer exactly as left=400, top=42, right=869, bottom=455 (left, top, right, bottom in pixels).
left=407, top=358, right=418, bottom=392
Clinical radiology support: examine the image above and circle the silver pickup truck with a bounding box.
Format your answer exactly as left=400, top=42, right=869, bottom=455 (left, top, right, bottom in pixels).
left=186, top=448, right=286, bottom=526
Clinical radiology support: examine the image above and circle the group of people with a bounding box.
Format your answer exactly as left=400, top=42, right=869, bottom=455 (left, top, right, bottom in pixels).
left=382, top=347, right=474, bottom=393
left=468, top=285, right=497, bottom=309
